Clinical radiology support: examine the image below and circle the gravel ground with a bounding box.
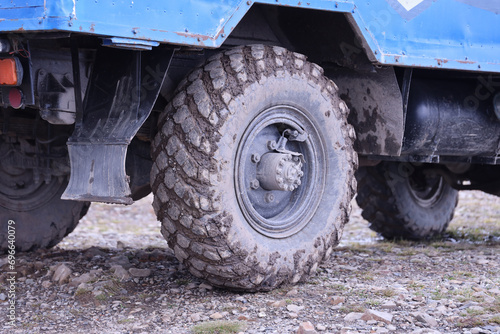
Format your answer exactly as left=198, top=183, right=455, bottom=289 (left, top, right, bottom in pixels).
left=1, top=191, right=499, bottom=334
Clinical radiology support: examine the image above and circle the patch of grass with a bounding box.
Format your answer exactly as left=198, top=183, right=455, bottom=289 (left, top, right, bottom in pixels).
left=339, top=304, right=366, bottom=314
left=117, top=318, right=134, bottom=324
left=176, top=278, right=191, bottom=286
left=408, top=281, right=425, bottom=290
left=192, top=321, right=246, bottom=334
left=365, top=299, right=381, bottom=307
left=376, top=288, right=396, bottom=298
left=490, top=315, right=500, bottom=324
left=456, top=317, right=485, bottom=328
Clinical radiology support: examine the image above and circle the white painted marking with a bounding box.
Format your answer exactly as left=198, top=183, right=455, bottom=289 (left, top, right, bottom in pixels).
left=397, top=0, right=424, bottom=11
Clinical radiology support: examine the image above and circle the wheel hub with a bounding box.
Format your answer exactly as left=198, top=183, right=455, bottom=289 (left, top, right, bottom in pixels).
left=235, top=105, right=326, bottom=239
left=256, top=153, right=304, bottom=191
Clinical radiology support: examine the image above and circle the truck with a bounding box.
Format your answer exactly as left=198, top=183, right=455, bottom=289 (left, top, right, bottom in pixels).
left=1, top=0, right=499, bottom=291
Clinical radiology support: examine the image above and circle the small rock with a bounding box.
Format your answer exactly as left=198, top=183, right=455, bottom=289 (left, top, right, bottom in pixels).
left=108, top=255, right=132, bottom=269
left=0, top=257, right=8, bottom=267
left=270, top=300, right=287, bottom=308
left=52, top=264, right=72, bottom=284
left=287, top=304, right=304, bottom=313
left=361, top=309, right=393, bottom=324
left=387, top=325, right=397, bottom=331
left=210, top=312, right=223, bottom=319
left=128, top=268, right=151, bottom=278
left=288, top=312, right=298, bottom=319
left=112, top=265, right=131, bottom=281
left=488, top=288, right=500, bottom=295
left=413, top=312, right=438, bottom=327
left=199, top=283, right=213, bottom=290
left=327, top=296, right=345, bottom=306
left=344, top=312, right=364, bottom=322
left=69, top=273, right=93, bottom=287
left=381, top=301, right=397, bottom=310
left=286, top=288, right=298, bottom=296
left=297, top=321, right=317, bottom=334
left=316, top=324, right=326, bottom=331
left=84, top=247, right=107, bottom=259
left=116, top=241, right=125, bottom=249
left=237, top=315, right=249, bottom=321
left=190, top=313, right=202, bottom=322
left=258, top=312, right=266, bottom=318
left=476, top=259, right=489, bottom=265
left=0, top=293, right=6, bottom=301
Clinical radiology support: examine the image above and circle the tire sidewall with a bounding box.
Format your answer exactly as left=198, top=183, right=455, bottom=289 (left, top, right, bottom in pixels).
left=212, top=70, right=351, bottom=273
left=385, top=162, right=458, bottom=236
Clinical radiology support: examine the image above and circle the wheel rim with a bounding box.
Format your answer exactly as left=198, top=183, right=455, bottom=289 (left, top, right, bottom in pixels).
left=235, top=105, right=327, bottom=239
left=407, top=172, right=445, bottom=208
left=0, top=145, right=63, bottom=212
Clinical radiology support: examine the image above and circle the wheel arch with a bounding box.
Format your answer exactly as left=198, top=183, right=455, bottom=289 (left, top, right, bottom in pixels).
left=221, top=4, right=405, bottom=156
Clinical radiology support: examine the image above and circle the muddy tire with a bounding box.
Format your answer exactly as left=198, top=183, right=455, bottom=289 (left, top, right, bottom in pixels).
left=151, top=45, right=357, bottom=291
left=356, top=162, right=458, bottom=240
left=0, top=169, right=89, bottom=253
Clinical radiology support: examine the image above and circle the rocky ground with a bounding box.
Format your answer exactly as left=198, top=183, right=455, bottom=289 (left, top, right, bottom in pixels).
left=1, top=191, right=499, bottom=334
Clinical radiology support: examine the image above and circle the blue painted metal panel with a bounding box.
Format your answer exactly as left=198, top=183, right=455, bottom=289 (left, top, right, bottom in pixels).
left=0, top=0, right=499, bottom=73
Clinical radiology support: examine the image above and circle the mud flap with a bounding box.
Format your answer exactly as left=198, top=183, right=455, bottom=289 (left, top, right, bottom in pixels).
left=62, top=46, right=173, bottom=204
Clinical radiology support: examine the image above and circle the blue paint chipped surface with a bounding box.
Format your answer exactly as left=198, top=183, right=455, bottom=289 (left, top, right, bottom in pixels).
left=0, top=0, right=499, bottom=73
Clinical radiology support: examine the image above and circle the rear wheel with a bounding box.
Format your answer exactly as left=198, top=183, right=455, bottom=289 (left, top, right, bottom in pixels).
left=151, top=45, right=357, bottom=291
left=356, top=162, right=458, bottom=240
left=0, top=141, right=89, bottom=252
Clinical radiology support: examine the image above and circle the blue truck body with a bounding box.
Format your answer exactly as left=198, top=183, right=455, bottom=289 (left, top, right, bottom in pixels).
left=2, top=0, right=500, bottom=291
left=1, top=0, right=500, bottom=72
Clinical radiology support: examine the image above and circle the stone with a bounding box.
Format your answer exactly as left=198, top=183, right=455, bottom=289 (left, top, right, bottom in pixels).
left=41, top=281, right=51, bottom=289
left=328, top=296, right=346, bottom=306
left=361, top=309, right=393, bottom=324
left=190, top=313, right=202, bottom=322
left=108, top=255, right=132, bottom=269
left=199, top=283, right=213, bottom=290
left=112, top=265, right=131, bottom=281
left=488, top=288, right=500, bottom=295
left=69, top=273, right=93, bottom=287
left=210, top=312, right=223, bottom=319
left=381, top=301, right=397, bottom=310
left=0, top=293, right=6, bottom=301
left=287, top=304, right=304, bottom=313
left=52, top=264, right=72, bottom=284
left=286, top=288, right=298, bottom=296
left=413, top=312, right=438, bottom=327
left=258, top=312, right=266, bottom=318
left=344, top=312, right=364, bottom=322
left=316, top=324, right=326, bottom=331
left=297, top=321, right=317, bottom=334
left=128, top=268, right=151, bottom=278
left=270, top=300, right=287, bottom=308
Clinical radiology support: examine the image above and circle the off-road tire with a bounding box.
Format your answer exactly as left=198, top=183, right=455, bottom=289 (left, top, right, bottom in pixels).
left=151, top=45, right=357, bottom=291
left=356, top=162, right=458, bottom=240
left=0, top=178, right=90, bottom=253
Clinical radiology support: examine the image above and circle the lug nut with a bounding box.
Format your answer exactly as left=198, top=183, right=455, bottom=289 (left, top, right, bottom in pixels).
left=250, top=179, right=260, bottom=189
left=267, top=140, right=277, bottom=150
left=265, top=192, right=275, bottom=203
left=251, top=153, right=261, bottom=163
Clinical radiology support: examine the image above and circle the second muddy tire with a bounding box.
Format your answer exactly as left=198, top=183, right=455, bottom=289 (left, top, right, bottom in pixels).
left=151, top=45, right=357, bottom=291
left=356, top=162, right=458, bottom=240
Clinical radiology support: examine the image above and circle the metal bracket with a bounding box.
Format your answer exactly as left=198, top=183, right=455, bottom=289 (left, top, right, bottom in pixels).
left=62, top=45, right=174, bottom=204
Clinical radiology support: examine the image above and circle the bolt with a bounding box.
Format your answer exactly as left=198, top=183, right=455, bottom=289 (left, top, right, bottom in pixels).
left=267, top=140, right=277, bottom=150
left=250, top=179, right=260, bottom=190
left=265, top=192, right=275, bottom=203
left=251, top=153, right=260, bottom=163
